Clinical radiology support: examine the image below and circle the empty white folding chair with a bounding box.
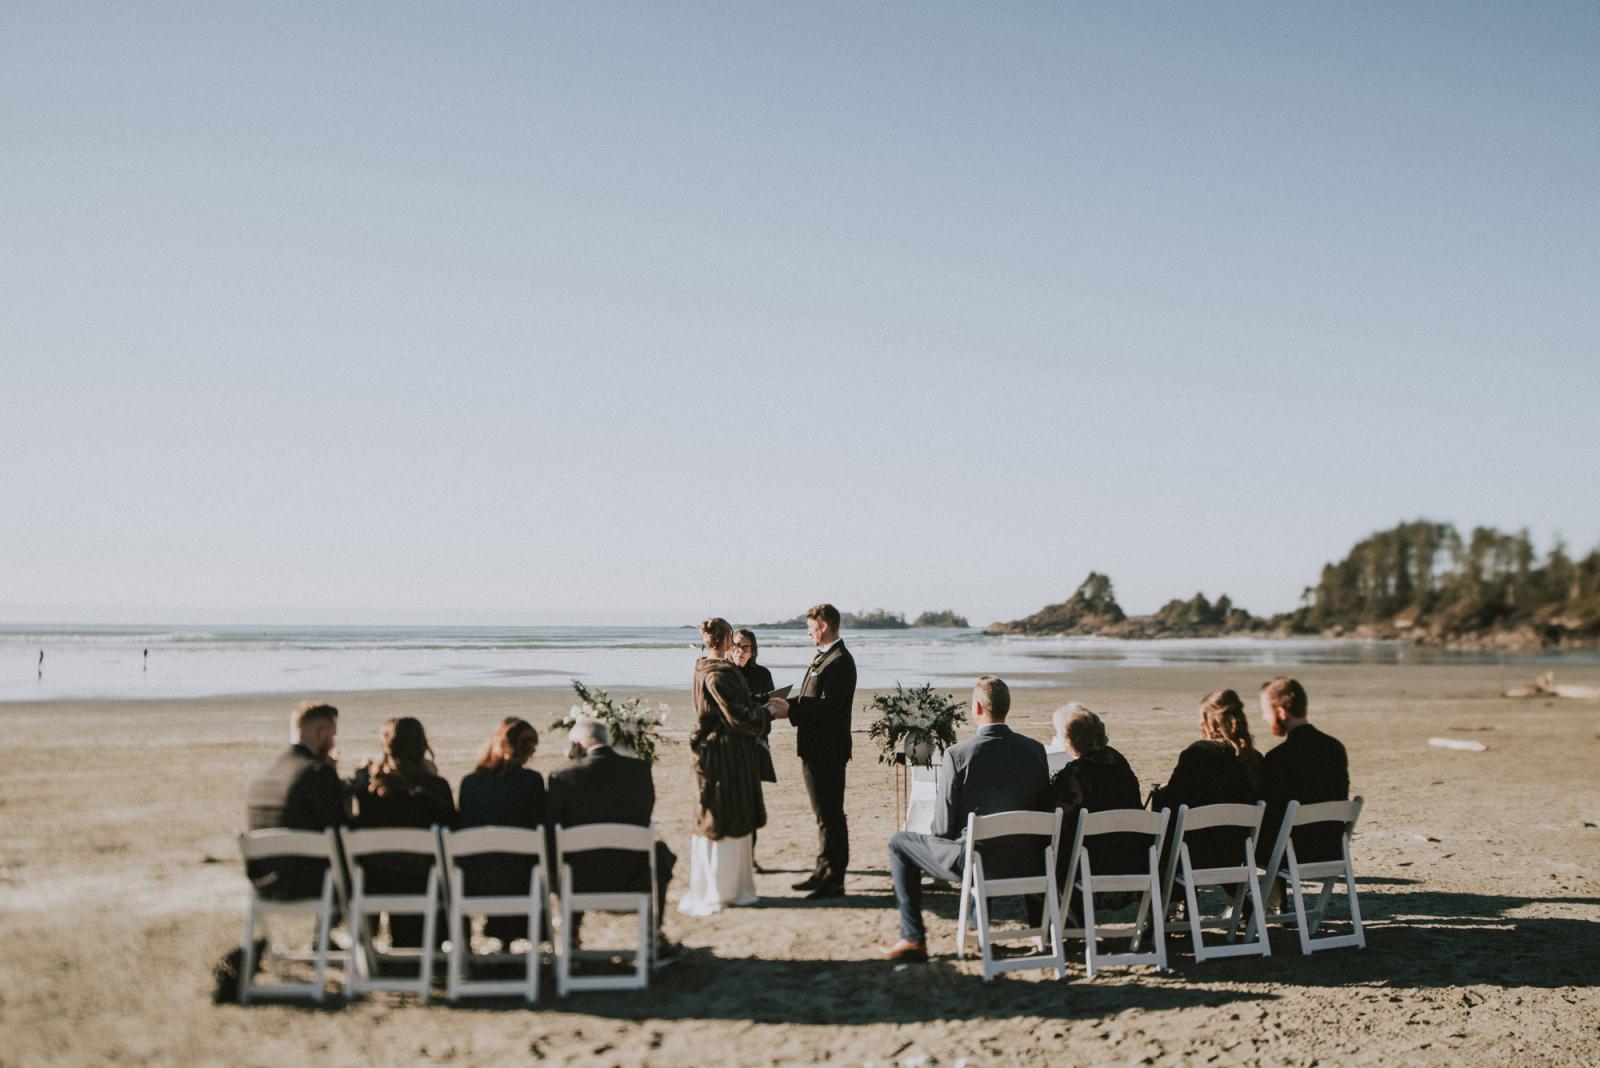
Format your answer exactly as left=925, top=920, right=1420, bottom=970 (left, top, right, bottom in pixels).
left=436, top=826, right=548, bottom=1003
left=955, top=808, right=1066, bottom=982
left=552, top=822, right=657, bottom=996
left=1060, top=807, right=1170, bottom=977
left=340, top=826, right=444, bottom=1000
left=235, top=827, right=345, bottom=1004
left=1159, top=802, right=1271, bottom=962
left=1252, top=797, right=1366, bottom=955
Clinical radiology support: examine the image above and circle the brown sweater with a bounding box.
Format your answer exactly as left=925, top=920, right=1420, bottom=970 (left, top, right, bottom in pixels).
left=689, top=656, right=769, bottom=839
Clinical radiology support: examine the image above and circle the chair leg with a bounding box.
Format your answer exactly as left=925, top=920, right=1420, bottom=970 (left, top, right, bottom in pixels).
left=974, top=889, right=995, bottom=983
left=1246, top=870, right=1271, bottom=957
left=1308, top=879, right=1336, bottom=935
left=1149, top=871, right=1167, bottom=971
left=1046, top=878, right=1067, bottom=981
left=313, top=888, right=332, bottom=1003
left=345, top=897, right=364, bottom=996
left=419, top=882, right=438, bottom=1003
left=1222, top=882, right=1248, bottom=943
left=447, top=900, right=464, bottom=1003
left=955, top=866, right=972, bottom=960
left=1289, top=865, right=1313, bottom=956
left=1184, top=873, right=1207, bottom=960
left=1344, top=860, right=1367, bottom=949
left=1080, top=860, right=1099, bottom=978
left=526, top=891, right=542, bottom=1004
left=239, top=901, right=260, bottom=1006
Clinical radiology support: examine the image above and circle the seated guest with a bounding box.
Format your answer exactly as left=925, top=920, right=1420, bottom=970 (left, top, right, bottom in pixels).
left=244, top=701, right=346, bottom=900
left=878, top=676, right=1050, bottom=963
left=1259, top=677, right=1349, bottom=864
left=457, top=717, right=545, bottom=945
left=1048, top=704, right=1143, bottom=905
left=545, top=717, right=680, bottom=960
left=1151, top=689, right=1264, bottom=868
left=353, top=716, right=457, bottom=948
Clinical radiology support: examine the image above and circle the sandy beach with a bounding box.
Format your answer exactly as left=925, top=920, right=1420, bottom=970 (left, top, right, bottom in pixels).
left=3, top=662, right=1598, bottom=1066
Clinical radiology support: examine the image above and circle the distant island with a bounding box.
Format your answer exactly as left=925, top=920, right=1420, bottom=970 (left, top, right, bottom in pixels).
left=749, top=608, right=971, bottom=630
left=987, top=520, right=1600, bottom=650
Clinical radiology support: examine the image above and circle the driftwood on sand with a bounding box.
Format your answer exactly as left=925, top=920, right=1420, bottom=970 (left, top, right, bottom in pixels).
left=1505, top=671, right=1600, bottom=700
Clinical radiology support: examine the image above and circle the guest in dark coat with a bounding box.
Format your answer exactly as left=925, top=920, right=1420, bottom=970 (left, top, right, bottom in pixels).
left=1151, top=689, right=1266, bottom=868
left=546, top=717, right=677, bottom=952
left=731, top=627, right=777, bottom=871
left=244, top=701, right=347, bottom=900
left=1258, top=677, right=1350, bottom=864
left=457, top=717, right=545, bottom=944
left=353, top=716, right=457, bottom=947
left=1048, top=704, right=1144, bottom=916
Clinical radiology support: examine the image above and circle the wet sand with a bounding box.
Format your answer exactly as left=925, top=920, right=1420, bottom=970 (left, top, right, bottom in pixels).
left=2, top=663, right=1598, bottom=1066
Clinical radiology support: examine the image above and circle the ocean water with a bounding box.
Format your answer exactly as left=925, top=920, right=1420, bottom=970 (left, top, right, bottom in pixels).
left=1, top=624, right=1593, bottom=703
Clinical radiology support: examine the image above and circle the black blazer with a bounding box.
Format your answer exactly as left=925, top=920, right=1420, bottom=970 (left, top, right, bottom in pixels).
left=244, top=744, right=346, bottom=900
left=458, top=767, right=547, bottom=899
left=1261, top=724, right=1350, bottom=863
left=1152, top=740, right=1263, bottom=869
left=546, top=745, right=657, bottom=892
left=787, top=640, right=857, bottom=766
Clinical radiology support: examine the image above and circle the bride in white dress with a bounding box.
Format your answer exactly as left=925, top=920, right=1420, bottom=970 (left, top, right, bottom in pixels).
left=678, top=617, right=789, bottom=917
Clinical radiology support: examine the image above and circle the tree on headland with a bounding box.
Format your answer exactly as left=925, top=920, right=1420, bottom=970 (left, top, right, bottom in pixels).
left=912, top=610, right=971, bottom=628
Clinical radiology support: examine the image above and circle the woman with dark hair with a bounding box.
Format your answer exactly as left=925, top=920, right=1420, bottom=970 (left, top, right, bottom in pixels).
left=678, top=617, right=783, bottom=916
left=730, top=628, right=778, bottom=871
left=354, top=716, right=457, bottom=947
left=1151, top=689, right=1265, bottom=867
left=457, top=718, right=545, bottom=945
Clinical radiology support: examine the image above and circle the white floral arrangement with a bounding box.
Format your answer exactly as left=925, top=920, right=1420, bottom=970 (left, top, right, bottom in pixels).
left=866, top=683, right=966, bottom=765
left=551, top=679, right=673, bottom=766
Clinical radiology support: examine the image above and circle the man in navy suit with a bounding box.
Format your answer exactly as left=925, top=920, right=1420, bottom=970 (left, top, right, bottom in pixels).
left=877, top=676, right=1051, bottom=962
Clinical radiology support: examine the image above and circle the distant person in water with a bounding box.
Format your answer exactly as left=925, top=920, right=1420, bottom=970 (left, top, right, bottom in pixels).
left=38, top=650, right=43, bottom=677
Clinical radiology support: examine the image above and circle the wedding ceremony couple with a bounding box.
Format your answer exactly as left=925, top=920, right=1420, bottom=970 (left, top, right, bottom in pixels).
left=678, top=604, right=855, bottom=915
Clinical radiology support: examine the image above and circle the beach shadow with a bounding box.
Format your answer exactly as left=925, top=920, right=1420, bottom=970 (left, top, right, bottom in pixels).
left=439, top=953, right=1276, bottom=1023
left=1155, top=890, right=1600, bottom=991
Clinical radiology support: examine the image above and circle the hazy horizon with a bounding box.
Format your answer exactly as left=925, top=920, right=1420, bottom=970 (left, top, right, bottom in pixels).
left=4, top=5, right=1596, bottom=629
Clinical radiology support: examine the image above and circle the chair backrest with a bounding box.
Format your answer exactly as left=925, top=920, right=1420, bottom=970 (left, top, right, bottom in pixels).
left=1290, top=798, right=1362, bottom=830
left=554, top=822, right=654, bottom=857
left=1079, top=807, right=1167, bottom=838
left=237, top=827, right=336, bottom=862
left=967, top=809, right=1060, bottom=842
left=440, top=825, right=546, bottom=864
left=1046, top=749, right=1069, bottom=775
left=341, top=826, right=442, bottom=859
left=1176, top=802, right=1265, bottom=835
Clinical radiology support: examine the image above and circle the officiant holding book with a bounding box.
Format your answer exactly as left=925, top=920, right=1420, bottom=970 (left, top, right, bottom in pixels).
left=772, top=603, right=857, bottom=899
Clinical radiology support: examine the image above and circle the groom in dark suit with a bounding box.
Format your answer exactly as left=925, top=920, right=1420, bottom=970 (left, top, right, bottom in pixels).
left=772, top=602, right=856, bottom=899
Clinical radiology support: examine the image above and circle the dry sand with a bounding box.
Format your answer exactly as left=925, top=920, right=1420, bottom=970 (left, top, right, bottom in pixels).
left=2, top=663, right=1598, bottom=1066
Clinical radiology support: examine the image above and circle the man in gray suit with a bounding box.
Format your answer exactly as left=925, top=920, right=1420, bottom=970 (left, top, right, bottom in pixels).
left=877, top=676, right=1050, bottom=962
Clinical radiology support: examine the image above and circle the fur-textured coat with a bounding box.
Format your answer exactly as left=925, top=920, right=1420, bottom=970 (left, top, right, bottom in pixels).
left=690, top=656, right=769, bottom=839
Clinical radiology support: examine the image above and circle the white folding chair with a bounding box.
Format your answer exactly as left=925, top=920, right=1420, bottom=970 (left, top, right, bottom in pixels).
left=1159, top=802, right=1271, bottom=962
left=340, top=826, right=444, bottom=1000
left=552, top=823, right=657, bottom=996
left=436, top=826, right=547, bottom=1003
left=955, top=808, right=1066, bottom=982
left=235, top=828, right=346, bottom=1004
left=1060, top=807, right=1170, bottom=976
left=1252, top=797, right=1366, bottom=955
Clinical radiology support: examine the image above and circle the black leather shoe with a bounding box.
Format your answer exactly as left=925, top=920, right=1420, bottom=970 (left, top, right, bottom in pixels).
left=805, top=882, right=844, bottom=900
left=792, top=874, right=823, bottom=892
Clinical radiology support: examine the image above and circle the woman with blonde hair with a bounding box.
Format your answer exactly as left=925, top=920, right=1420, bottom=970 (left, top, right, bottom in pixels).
left=678, top=616, right=786, bottom=916
left=1151, top=689, right=1265, bottom=867
left=458, top=717, right=545, bottom=945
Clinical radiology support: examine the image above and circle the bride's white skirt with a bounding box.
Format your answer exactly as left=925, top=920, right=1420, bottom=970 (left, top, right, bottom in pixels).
left=676, top=834, right=757, bottom=916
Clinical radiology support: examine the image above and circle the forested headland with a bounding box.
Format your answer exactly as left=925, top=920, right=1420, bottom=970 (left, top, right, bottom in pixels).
left=987, top=520, right=1600, bottom=649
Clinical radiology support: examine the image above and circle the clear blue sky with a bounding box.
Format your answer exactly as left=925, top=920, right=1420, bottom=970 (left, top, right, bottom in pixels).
left=3, top=3, right=1597, bottom=626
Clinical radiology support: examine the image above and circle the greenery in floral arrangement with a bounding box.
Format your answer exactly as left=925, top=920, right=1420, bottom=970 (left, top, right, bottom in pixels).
left=551, top=680, right=672, bottom=766
left=865, top=683, right=966, bottom=765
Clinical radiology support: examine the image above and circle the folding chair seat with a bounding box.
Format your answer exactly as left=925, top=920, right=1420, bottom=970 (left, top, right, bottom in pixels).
left=1060, top=807, right=1170, bottom=976
left=1251, top=797, right=1366, bottom=955
left=1159, top=802, right=1270, bottom=962
left=955, top=808, right=1066, bottom=982
left=552, top=822, right=657, bottom=996
left=235, top=828, right=345, bottom=1004
left=340, top=826, right=444, bottom=1000
left=436, top=826, right=548, bottom=1003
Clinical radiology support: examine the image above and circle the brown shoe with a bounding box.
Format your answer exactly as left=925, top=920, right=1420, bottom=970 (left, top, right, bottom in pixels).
left=875, top=939, right=928, bottom=963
